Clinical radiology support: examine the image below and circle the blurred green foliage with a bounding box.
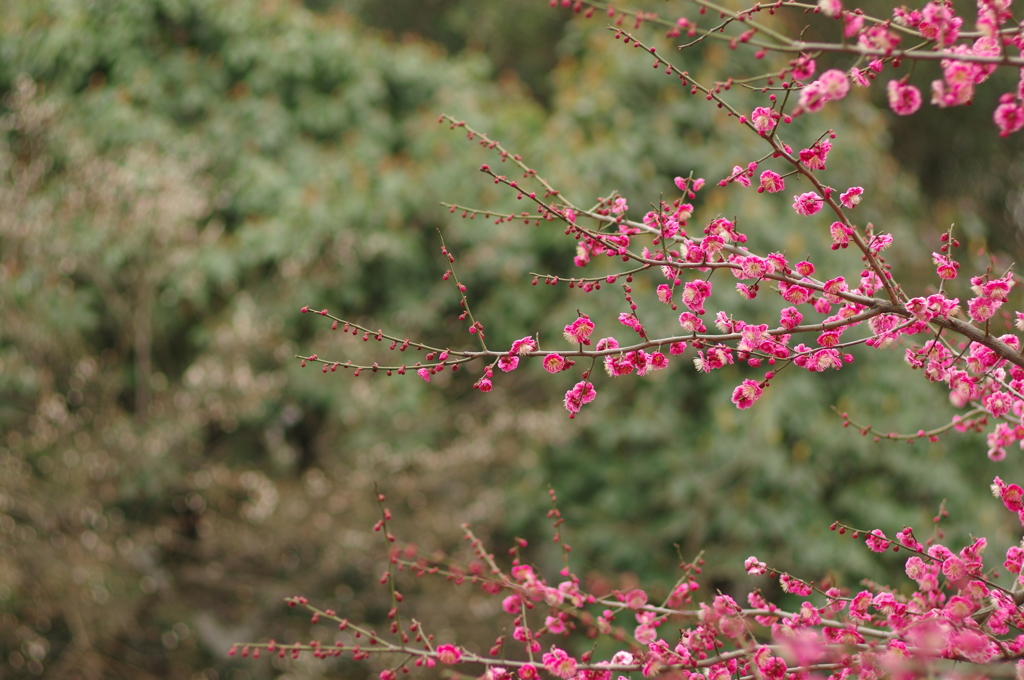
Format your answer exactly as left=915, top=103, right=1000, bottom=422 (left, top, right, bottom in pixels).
left=2, top=1, right=1024, bottom=679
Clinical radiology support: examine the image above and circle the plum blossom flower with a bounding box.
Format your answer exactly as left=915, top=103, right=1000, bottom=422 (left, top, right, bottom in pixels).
left=436, top=644, right=462, bottom=664
left=563, top=381, right=597, bottom=416
left=750, top=106, right=777, bottom=135
left=994, top=99, right=1024, bottom=136
left=791, top=54, right=816, bottom=80
left=840, top=186, right=863, bottom=208
left=618, top=312, right=645, bottom=336
left=744, top=556, right=767, bottom=575
left=798, top=81, right=828, bottom=112
left=818, top=0, right=842, bottom=16
left=818, top=69, right=850, bottom=101
left=509, top=336, right=537, bottom=355
left=829, top=221, right=855, bottom=249
left=887, top=80, right=923, bottom=115
left=542, top=647, right=577, bottom=679
left=779, top=574, right=812, bottom=595
left=497, top=355, right=519, bottom=372
left=793, top=192, right=824, bottom=216
left=542, top=353, right=566, bottom=373
left=865, top=529, right=891, bottom=553
left=932, top=252, right=960, bottom=279
left=758, top=170, right=785, bottom=193
left=678, top=312, right=707, bottom=333
left=563, top=315, right=595, bottom=345
left=731, top=379, right=764, bottom=409
left=780, top=307, right=803, bottom=329
left=681, top=279, right=712, bottom=314
left=417, top=368, right=431, bottom=382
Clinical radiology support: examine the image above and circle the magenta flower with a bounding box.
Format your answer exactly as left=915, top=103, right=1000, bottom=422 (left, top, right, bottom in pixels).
left=497, top=355, right=519, bottom=372
left=865, top=529, right=891, bottom=553
left=750, top=106, right=776, bottom=135
left=839, top=186, right=863, bottom=208
left=509, top=336, right=537, bottom=355
left=994, top=100, right=1024, bottom=136
left=792, top=192, right=824, bottom=216
left=887, top=80, right=922, bottom=116
left=542, top=647, right=577, bottom=679
left=758, top=170, right=784, bottom=193
left=744, top=556, right=767, bottom=575
left=731, top=379, right=763, bottom=409
left=417, top=368, right=431, bottom=382
left=436, top=644, right=462, bottom=665
left=563, top=381, right=597, bottom=416
left=562, top=315, right=595, bottom=345
left=681, top=279, right=712, bottom=314
left=542, top=353, right=566, bottom=373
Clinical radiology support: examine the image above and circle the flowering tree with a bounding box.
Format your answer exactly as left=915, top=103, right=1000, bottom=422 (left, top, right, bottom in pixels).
left=243, top=0, right=1024, bottom=677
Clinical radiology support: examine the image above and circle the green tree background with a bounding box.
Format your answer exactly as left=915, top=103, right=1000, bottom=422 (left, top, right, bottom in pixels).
left=2, top=1, right=1024, bottom=679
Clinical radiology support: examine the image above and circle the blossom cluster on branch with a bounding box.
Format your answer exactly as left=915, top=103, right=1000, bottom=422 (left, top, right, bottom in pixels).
left=274, top=0, right=1024, bottom=677
left=234, top=486, right=1024, bottom=678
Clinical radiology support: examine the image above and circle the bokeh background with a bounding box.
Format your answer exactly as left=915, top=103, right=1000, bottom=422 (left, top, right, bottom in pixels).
left=3, top=1, right=1024, bottom=678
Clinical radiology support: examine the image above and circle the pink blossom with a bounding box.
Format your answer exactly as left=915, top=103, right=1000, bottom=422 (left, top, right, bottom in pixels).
left=839, top=186, right=863, bottom=208
left=932, top=252, right=960, bottom=279
left=744, top=556, right=767, bottom=575
left=887, top=80, right=923, bottom=115
left=563, top=381, right=597, bottom=416
left=563, top=315, right=595, bottom=345
left=865, top=529, right=891, bottom=553
left=542, top=647, right=577, bottom=679
left=436, top=644, right=462, bottom=665
left=681, top=279, right=712, bottom=314
left=919, top=1, right=962, bottom=45
left=792, top=192, right=824, bottom=216
left=780, top=307, right=803, bottom=329
left=656, top=284, right=673, bottom=304
left=669, top=341, right=687, bottom=355
left=779, top=574, right=812, bottom=596
left=732, top=379, right=764, bottom=409
left=618, top=312, right=645, bottom=336
left=727, top=165, right=751, bottom=187
left=518, top=664, right=538, bottom=680
left=542, top=353, right=566, bottom=373
left=968, top=296, right=1002, bottom=323
left=948, top=629, right=996, bottom=663
left=799, top=140, right=831, bottom=169
left=818, top=0, right=842, bottom=17
left=798, top=81, right=828, bottom=112
left=417, top=368, right=431, bottom=382
left=791, top=54, right=816, bottom=80
left=475, top=376, right=492, bottom=392
left=860, top=25, right=901, bottom=51
left=995, top=100, right=1024, bottom=136
left=867, top=233, right=893, bottom=254
left=611, top=197, right=628, bottom=214
left=758, top=170, right=785, bottom=193
left=750, top=106, right=777, bottom=135
left=829, top=221, right=854, bottom=249
left=544, top=615, right=566, bottom=634
left=844, top=13, right=864, bottom=38
left=497, top=355, right=519, bottom=372
left=624, top=589, right=648, bottom=609
left=818, top=69, right=850, bottom=101
left=850, top=67, right=870, bottom=87
left=502, top=595, right=521, bottom=614
left=781, top=284, right=812, bottom=305
left=509, top=336, right=537, bottom=355
left=678, top=312, right=707, bottom=333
